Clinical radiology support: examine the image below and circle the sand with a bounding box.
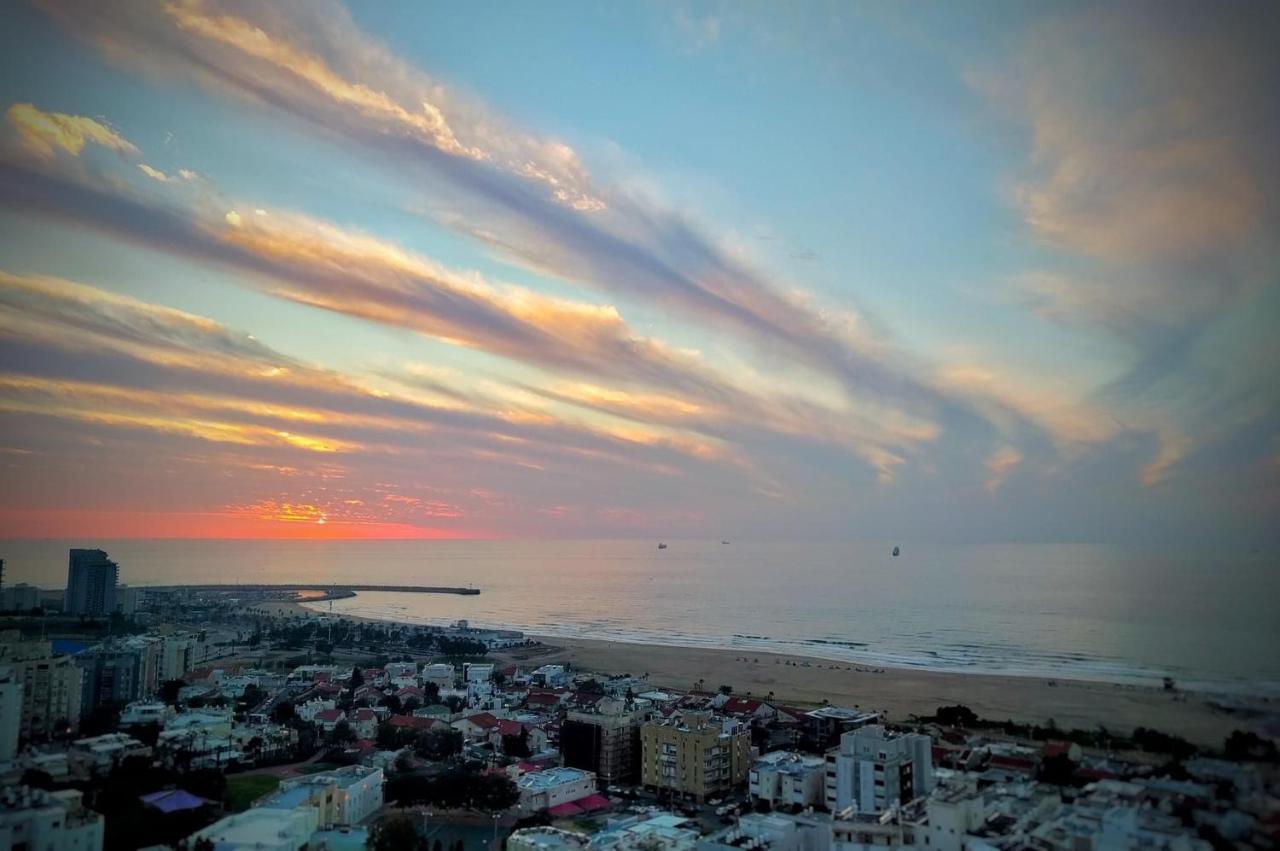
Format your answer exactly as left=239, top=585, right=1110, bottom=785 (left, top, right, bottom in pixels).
left=255, top=599, right=1267, bottom=746
left=499, top=637, right=1267, bottom=747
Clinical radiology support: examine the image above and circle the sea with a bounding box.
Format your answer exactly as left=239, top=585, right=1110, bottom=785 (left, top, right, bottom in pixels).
left=3, top=538, right=1277, bottom=697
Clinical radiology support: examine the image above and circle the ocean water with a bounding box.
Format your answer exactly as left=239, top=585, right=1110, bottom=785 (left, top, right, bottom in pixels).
left=4, top=538, right=1277, bottom=696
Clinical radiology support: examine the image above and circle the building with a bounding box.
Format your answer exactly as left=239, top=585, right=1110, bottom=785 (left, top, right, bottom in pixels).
left=422, top=663, right=455, bottom=690
left=803, top=708, right=879, bottom=749
left=641, top=711, right=752, bottom=801
left=824, top=725, right=933, bottom=814
left=64, top=549, right=118, bottom=617
left=924, top=781, right=985, bottom=851
left=1, top=583, right=42, bottom=612
left=77, top=644, right=142, bottom=716
left=263, top=766, right=384, bottom=828
left=593, top=814, right=701, bottom=851
left=699, top=813, right=831, bottom=851
left=507, top=826, right=591, bottom=851
left=750, top=751, right=827, bottom=808
left=516, top=767, right=598, bottom=812
left=562, top=697, right=649, bottom=784
left=68, top=733, right=151, bottom=777
left=0, top=633, right=83, bottom=740
left=114, top=585, right=141, bottom=616
left=119, top=700, right=174, bottom=728
left=830, top=810, right=918, bottom=851
left=188, top=806, right=319, bottom=851
left=464, top=662, right=494, bottom=683
left=0, top=786, right=104, bottom=851
left=0, top=666, right=20, bottom=760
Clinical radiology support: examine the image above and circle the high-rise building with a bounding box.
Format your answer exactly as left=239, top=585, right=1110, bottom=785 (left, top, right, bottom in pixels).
left=0, top=666, right=21, bottom=760
left=824, top=724, right=933, bottom=813
left=0, top=632, right=83, bottom=741
left=561, top=697, right=649, bottom=784
left=640, top=710, right=751, bottom=801
left=65, top=550, right=118, bottom=617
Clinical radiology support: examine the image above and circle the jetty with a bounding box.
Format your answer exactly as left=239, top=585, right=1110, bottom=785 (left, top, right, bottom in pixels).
left=148, top=583, right=479, bottom=601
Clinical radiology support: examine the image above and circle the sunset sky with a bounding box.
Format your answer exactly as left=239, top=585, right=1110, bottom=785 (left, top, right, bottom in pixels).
left=0, top=1, right=1276, bottom=542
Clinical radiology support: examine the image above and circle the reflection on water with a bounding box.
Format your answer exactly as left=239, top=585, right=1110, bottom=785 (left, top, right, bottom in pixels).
left=6, top=538, right=1277, bottom=694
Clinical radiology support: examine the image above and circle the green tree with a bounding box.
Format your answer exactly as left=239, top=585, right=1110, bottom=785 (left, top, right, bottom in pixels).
left=369, top=815, right=426, bottom=851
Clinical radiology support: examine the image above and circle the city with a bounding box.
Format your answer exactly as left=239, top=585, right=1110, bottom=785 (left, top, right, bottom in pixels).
left=1, top=550, right=1275, bottom=850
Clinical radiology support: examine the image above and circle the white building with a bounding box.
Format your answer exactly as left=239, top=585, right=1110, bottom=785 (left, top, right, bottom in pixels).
left=925, top=781, right=985, bottom=851
left=264, top=766, right=385, bottom=828
left=0, top=666, right=21, bottom=760
left=297, top=698, right=337, bottom=722
left=0, top=787, right=104, bottom=851
left=0, top=583, right=41, bottom=611
left=464, top=662, right=494, bottom=683
left=189, top=806, right=319, bottom=851
left=699, top=813, right=831, bottom=851
left=68, top=733, right=150, bottom=776
left=751, top=751, right=827, bottom=808
left=422, top=663, right=455, bottom=690
left=507, top=826, right=591, bottom=851
left=592, top=814, right=701, bottom=851
left=825, top=725, right=933, bottom=813
left=531, top=664, right=569, bottom=687
left=385, top=662, right=419, bottom=689
left=119, top=700, right=173, bottom=728
left=516, top=766, right=598, bottom=812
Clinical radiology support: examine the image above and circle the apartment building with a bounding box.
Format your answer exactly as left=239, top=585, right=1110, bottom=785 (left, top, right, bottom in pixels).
left=0, top=666, right=20, bottom=760
left=0, top=633, right=83, bottom=740
left=750, top=751, right=828, bottom=808
left=641, top=710, right=752, bottom=801
left=824, top=725, right=933, bottom=814
left=561, top=696, right=649, bottom=784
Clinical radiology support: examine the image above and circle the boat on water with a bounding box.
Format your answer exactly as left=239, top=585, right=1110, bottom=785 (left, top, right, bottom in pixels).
left=721, top=540, right=730, bottom=545
left=657, top=542, right=668, bottom=550
left=892, top=545, right=900, bottom=557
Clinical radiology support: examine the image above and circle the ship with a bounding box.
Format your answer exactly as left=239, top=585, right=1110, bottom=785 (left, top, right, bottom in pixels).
left=892, top=546, right=900, bottom=557
left=657, top=542, right=668, bottom=550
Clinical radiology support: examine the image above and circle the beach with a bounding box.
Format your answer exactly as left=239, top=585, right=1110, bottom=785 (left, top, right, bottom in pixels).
left=497, top=636, right=1257, bottom=747
left=258, top=598, right=1265, bottom=746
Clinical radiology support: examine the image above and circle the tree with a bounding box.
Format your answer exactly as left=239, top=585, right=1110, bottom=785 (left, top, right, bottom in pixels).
left=718, top=684, right=734, bottom=695
left=369, top=815, right=426, bottom=851
left=327, top=720, right=356, bottom=745
left=502, top=728, right=531, bottom=759
left=934, top=705, right=979, bottom=728
left=159, top=679, right=186, bottom=705
left=1037, top=753, right=1080, bottom=787
left=415, top=727, right=463, bottom=761
left=1224, top=730, right=1279, bottom=762
left=271, top=701, right=296, bottom=724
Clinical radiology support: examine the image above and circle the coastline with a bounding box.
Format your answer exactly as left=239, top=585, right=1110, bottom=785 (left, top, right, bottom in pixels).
left=258, top=598, right=1270, bottom=746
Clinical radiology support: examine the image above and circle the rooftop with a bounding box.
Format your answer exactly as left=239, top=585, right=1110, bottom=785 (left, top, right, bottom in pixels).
left=518, top=767, right=594, bottom=790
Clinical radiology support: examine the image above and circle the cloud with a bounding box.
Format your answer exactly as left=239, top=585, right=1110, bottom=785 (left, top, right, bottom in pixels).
left=39, top=0, right=605, bottom=211
left=976, top=2, right=1280, bottom=485
left=6, top=102, right=137, bottom=159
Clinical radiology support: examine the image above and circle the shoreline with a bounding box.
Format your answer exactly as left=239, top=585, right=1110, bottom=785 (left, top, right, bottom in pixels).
left=258, top=599, right=1273, bottom=746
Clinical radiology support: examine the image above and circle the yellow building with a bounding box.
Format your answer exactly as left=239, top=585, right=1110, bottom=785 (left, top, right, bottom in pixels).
left=640, top=711, right=751, bottom=801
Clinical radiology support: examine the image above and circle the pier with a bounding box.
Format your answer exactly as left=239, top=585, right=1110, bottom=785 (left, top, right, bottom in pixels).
left=149, top=583, right=479, bottom=599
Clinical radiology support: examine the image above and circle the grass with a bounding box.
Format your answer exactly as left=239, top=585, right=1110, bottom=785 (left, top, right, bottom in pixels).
left=225, top=775, right=281, bottom=812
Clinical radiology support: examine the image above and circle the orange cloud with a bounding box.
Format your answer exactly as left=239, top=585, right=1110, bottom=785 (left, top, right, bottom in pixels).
left=6, top=102, right=137, bottom=160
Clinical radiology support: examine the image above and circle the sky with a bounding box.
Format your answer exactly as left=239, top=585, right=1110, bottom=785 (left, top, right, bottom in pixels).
left=0, top=0, right=1276, bottom=543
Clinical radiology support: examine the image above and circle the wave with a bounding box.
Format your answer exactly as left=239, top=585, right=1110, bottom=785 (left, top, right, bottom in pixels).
left=301, top=598, right=1280, bottom=699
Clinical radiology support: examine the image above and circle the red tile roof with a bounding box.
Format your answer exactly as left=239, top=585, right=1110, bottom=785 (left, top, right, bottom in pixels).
left=722, top=697, right=767, bottom=714
left=496, top=719, right=524, bottom=737
left=314, top=709, right=344, bottom=723
left=463, top=712, right=500, bottom=729
left=389, top=714, right=438, bottom=729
